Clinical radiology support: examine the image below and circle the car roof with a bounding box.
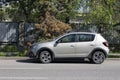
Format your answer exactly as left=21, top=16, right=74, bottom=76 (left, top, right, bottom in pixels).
left=68, top=32, right=98, bottom=35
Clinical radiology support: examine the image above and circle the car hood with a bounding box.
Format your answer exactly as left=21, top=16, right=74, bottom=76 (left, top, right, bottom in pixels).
left=32, top=41, right=54, bottom=46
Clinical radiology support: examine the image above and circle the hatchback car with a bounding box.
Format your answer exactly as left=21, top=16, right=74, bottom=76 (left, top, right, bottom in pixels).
left=29, top=32, right=109, bottom=64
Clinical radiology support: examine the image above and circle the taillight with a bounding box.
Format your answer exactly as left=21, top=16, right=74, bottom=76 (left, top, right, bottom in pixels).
left=103, top=42, right=109, bottom=47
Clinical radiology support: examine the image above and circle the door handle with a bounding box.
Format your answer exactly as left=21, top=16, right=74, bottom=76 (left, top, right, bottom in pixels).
left=90, top=44, right=94, bottom=46
left=70, top=45, right=74, bottom=47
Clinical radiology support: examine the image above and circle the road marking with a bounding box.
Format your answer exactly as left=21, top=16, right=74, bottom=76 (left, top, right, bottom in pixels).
left=0, top=77, right=48, bottom=80
left=0, top=68, right=43, bottom=70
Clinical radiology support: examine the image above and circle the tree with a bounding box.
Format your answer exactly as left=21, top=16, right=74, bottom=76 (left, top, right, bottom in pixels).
left=7, top=0, right=82, bottom=23
left=34, top=0, right=58, bottom=23
left=112, top=0, right=120, bottom=25
left=8, top=0, right=39, bottom=22
left=56, top=0, right=82, bottom=23
left=84, top=0, right=120, bottom=26
left=35, top=11, right=71, bottom=40
left=81, top=0, right=120, bottom=52
left=0, top=9, right=7, bottom=21
left=84, top=0, right=112, bottom=24
left=26, top=12, right=71, bottom=46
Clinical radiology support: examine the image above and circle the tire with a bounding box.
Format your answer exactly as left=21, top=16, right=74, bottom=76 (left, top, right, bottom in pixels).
left=39, top=51, right=52, bottom=63
left=91, top=51, right=105, bottom=64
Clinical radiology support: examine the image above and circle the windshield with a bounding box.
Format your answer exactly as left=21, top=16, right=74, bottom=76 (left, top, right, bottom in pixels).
left=52, top=33, right=67, bottom=41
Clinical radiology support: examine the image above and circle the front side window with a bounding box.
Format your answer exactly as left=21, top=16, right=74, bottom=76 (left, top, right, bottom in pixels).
left=59, top=34, right=75, bottom=43
left=77, top=34, right=95, bottom=42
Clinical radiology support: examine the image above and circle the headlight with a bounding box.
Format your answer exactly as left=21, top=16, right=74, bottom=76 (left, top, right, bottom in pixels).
left=33, top=45, right=38, bottom=49
left=31, top=44, right=38, bottom=50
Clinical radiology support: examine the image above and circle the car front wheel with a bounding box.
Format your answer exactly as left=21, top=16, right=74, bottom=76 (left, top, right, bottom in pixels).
left=39, top=51, right=52, bottom=63
left=91, top=51, right=105, bottom=64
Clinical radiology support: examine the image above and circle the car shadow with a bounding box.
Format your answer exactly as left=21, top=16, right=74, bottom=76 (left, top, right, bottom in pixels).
left=16, top=58, right=92, bottom=64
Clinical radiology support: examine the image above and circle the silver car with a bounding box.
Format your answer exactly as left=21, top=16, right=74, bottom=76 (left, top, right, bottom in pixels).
left=29, top=32, right=109, bottom=64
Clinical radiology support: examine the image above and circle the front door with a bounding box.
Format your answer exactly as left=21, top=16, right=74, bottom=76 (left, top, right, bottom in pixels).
left=54, top=34, right=76, bottom=57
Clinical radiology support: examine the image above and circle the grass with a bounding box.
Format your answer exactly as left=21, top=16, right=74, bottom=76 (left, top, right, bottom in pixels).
left=0, top=52, right=27, bottom=57
left=108, top=52, right=120, bottom=58
left=108, top=55, right=120, bottom=58
left=0, top=45, right=28, bottom=57
left=0, top=45, right=18, bottom=52
left=0, top=52, right=6, bottom=56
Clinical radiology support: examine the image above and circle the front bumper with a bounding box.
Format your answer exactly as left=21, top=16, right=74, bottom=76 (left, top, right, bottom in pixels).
left=28, top=51, right=35, bottom=58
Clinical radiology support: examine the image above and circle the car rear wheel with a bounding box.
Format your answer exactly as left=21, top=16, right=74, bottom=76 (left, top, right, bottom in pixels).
left=91, top=51, right=105, bottom=64
left=39, top=51, right=52, bottom=63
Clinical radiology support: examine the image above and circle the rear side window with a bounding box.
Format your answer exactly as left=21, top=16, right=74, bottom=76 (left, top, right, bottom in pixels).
left=77, top=34, right=95, bottom=42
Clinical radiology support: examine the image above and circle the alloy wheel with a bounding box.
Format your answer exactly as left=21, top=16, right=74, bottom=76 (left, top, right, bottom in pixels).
left=92, top=51, right=105, bottom=64
left=40, top=51, right=52, bottom=63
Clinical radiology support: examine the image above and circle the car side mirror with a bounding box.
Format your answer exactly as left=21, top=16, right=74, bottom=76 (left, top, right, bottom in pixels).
left=56, top=40, right=61, bottom=44
left=54, top=40, right=61, bottom=47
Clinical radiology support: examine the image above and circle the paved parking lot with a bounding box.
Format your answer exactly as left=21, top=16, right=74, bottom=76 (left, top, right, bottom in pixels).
left=0, top=58, right=120, bottom=80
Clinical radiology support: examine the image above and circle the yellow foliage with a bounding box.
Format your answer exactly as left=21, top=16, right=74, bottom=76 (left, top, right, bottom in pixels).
left=35, top=12, right=71, bottom=38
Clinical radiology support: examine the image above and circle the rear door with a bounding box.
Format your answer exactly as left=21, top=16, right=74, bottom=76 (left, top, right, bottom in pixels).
left=75, top=34, right=95, bottom=57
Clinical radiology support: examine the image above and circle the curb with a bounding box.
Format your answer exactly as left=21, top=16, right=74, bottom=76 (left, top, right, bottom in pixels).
left=109, top=54, right=120, bottom=56
left=107, top=58, right=120, bottom=61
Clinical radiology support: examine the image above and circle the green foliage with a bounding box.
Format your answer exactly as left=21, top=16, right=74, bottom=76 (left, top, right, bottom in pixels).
left=6, top=0, right=81, bottom=23
left=56, top=0, right=82, bottom=23
left=0, top=9, right=7, bottom=21
left=0, top=52, right=6, bottom=56
left=8, top=0, right=39, bottom=22
left=0, top=45, right=28, bottom=56
left=34, top=0, right=58, bottom=22
left=85, top=0, right=120, bottom=25
left=86, top=0, right=112, bottom=24
left=0, top=52, right=27, bottom=57
left=0, top=45, right=18, bottom=52
left=110, top=44, right=120, bottom=53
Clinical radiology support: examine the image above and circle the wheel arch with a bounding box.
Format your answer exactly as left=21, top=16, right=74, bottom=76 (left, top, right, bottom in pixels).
left=88, top=48, right=107, bottom=59
left=36, top=47, right=55, bottom=59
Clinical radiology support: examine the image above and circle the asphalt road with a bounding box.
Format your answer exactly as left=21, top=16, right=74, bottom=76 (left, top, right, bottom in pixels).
left=0, top=58, right=120, bottom=80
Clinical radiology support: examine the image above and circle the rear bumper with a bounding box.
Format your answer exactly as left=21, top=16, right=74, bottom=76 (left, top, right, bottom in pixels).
left=105, top=47, right=110, bottom=55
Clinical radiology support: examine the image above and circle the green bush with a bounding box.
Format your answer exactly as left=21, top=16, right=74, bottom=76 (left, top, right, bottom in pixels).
left=0, top=45, right=18, bottom=52
left=110, top=44, right=120, bottom=53
left=0, top=45, right=27, bottom=57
